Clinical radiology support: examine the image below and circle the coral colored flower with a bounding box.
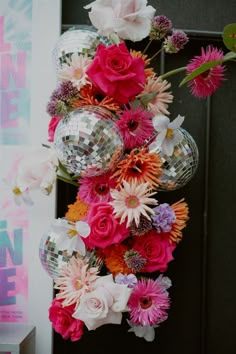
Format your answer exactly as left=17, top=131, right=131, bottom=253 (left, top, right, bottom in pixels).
left=101, top=243, right=132, bottom=276
left=130, top=50, right=155, bottom=78
left=186, top=46, right=225, bottom=98
left=85, top=0, right=155, bottom=42
left=58, top=53, right=92, bottom=90
left=149, top=114, right=185, bottom=156
left=127, top=277, right=171, bottom=326
left=116, top=106, right=154, bottom=150
left=138, top=75, right=173, bottom=116
left=78, top=172, right=116, bottom=203
left=54, top=257, right=99, bottom=307
left=65, top=196, right=90, bottom=222
left=132, top=229, right=176, bottom=272
left=112, top=148, right=162, bottom=189
left=110, top=180, right=157, bottom=227
left=48, top=116, right=61, bottom=142
left=49, top=298, right=84, bottom=341
left=168, top=198, right=189, bottom=243
left=85, top=203, right=129, bottom=248
left=86, top=42, right=145, bottom=104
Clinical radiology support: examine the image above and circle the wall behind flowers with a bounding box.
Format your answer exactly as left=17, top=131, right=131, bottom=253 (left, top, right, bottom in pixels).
left=51, top=1, right=236, bottom=354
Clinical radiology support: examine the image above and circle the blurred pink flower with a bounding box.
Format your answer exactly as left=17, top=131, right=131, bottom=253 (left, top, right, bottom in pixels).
left=48, top=116, right=61, bottom=142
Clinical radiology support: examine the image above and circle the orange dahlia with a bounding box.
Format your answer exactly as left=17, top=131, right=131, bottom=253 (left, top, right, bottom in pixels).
left=101, top=243, right=133, bottom=276
left=65, top=196, right=90, bottom=222
left=112, top=148, right=163, bottom=189
left=169, top=198, right=189, bottom=243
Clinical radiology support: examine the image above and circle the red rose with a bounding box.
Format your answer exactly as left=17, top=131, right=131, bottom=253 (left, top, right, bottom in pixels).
left=49, top=298, right=84, bottom=341
left=85, top=203, right=129, bottom=248
left=132, top=230, right=176, bottom=272
left=86, top=42, right=145, bottom=104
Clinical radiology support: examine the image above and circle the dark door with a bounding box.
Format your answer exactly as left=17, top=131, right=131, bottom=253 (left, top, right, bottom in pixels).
left=54, top=1, right=236, bottom=353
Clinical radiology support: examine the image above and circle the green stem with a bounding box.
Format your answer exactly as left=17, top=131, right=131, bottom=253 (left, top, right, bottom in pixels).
left=143, top=39, right=153, bottom=54
left=150, top=47, right=164, bottom=61
left=160, top=66, right=187, bottom=80
left=57, top=175, right=79, bottom=187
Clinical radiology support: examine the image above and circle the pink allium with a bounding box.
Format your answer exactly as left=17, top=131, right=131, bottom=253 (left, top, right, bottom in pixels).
left=49, top=298, right=84, bottom=341
left=48, top=116, right=61, bottom=142
left=116, top=106, right=154, bottom=150
left=164, top=30, right=189, bottom=53
left=186, top=46, right=225, bottom=98
left=128, top=278, right=170, bottom=326
left=78, top=172, right=116, bottom=203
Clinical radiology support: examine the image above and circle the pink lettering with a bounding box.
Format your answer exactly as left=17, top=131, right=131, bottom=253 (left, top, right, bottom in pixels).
left=0, top=17, right=11, bottom=52
left=0, top=91, right=19, bottom=128
left=0, top=51, right=27, bottom=90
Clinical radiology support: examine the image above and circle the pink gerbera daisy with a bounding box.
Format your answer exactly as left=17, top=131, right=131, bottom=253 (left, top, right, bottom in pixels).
left=54, top=257, right=99, bottom=308
left=116, top=106, right=154, bottom=150
left=186, top=46, right=225, bottom=98
left=138, top=75, right=173, bottom=116
left=78, top=172, right=117, bottom=203
left=128, top=278, right=170, bottom=326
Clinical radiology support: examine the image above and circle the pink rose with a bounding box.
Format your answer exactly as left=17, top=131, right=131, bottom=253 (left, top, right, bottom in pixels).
left=49, top=298, right=84, bottom=341
left=48, top=116, right=61, bottom=142
left=86, top=42, right=145, bottom=104
left=85, top=203, right=129, bottom=248
left=133, top=230, right=176, bottom=272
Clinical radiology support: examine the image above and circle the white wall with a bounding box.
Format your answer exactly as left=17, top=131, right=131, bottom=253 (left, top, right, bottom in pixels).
left=28, top=1, right=61, bottom=354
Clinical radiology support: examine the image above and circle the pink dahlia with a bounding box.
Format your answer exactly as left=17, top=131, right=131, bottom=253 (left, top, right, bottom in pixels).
left=128, top=278, right=170, bottom=326
left=116, top=106, right=154, bottom=150
left=186, top=46, right=225, bottom=98
left=78, top=172, right=116, bottom=203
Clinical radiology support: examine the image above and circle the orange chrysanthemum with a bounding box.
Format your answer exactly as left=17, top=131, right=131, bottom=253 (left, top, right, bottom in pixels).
left=101, top=243, right=132, bottom=276
left=169, top=198, right=189, bottom=243
left=112, top=148, right=163, bottom=189
left=130, top=50, right=155, bottom=78
left=65, top=196, right=90, bottom=222
left=72, top=85, right=121, bottom=112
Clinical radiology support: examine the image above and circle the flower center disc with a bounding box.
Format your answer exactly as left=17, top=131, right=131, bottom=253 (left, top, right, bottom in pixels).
left=140, top=296, right=153, bottom=309
left=126, top=195, right=139, bottom=208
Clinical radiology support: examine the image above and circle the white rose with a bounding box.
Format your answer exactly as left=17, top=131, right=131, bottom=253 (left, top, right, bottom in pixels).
left=85, top=0, right=156, bottom=42
left=15, top=146, right=58, bottom=195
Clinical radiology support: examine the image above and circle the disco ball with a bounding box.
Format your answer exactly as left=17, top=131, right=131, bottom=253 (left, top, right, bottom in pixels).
left=150, top=128, right=199, bottom=191
left=39, top=232, right=78, bottom=279
left=53, top=25, right=112, bottom=70
left=54, top=105, right=124, bottom=177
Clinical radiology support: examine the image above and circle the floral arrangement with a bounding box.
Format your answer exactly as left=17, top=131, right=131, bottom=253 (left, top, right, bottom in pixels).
left=8, top=0, right=236, bottom=344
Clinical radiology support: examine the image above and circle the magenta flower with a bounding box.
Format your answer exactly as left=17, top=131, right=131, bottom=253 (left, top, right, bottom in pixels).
left=116, top=106, right=154, bottom=150
left=127, top=277, right=170, bottom=326
left=186, top=46, right=225, bottom=98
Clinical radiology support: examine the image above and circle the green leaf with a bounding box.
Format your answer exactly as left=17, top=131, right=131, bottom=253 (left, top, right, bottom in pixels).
left=223, top=23, right=236, bottom=52
left=179, top=51, right=236, bottom=87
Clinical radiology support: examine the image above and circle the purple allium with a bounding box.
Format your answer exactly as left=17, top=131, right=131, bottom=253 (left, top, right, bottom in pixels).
left=46, top=100, right=67, bottom=117
left=130, top=214, right=153, bottom=236
left=150, top=15, right=172, bottom=39
left=152, top=203, right=176, bottom=233
left=124, top=249, right=146, bottom=272
left=164, top=30, right=189, bottom=53
left=115, top=273, right=138, bottom=288
left=58, top=81, right=79, bottom=101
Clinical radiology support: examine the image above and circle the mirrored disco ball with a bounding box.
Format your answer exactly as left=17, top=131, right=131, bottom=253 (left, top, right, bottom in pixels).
left=54, top=105, right=124, bottom=177
left=39, top=232, right=77, bottom=279
left=150, top=128, right=199, bottom=191
left=53, top=25, right=112, bottom=70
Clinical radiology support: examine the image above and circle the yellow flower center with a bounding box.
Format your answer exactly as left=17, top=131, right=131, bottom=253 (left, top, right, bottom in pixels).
left=12, top=186, right=22, bottom=196
left=75, top=279, right=82, bottom=290
left=74, top=68, right=83, bottom=80
left=126, top=195, right=139, bottom=209
left=67, top=228, right=77, bottom=238
left=166, top=128, right=174, bottom=139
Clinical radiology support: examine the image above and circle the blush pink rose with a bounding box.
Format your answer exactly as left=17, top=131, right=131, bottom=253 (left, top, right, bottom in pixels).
left=85, top=203, right=129, bottom=248
left=48, top=116, right=61, bottom=142
left=132, top=229, right=176, bottom=272
left=49, top=298, right=84, bottom=341
left=86, top=42, right=145, bottom=104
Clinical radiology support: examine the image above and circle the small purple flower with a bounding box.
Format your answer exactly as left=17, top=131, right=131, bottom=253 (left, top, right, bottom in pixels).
left=152, top=203, right=176, bottom=233
left=155, top=274, right=172, bottom=290
left=164, top=30, right=189, bottom=53
left=150, top=15, right=172, bottom=39
left=115, top=273, right=138, bottom=289
left=124, top=249, right=146, bottom=272
left=58, top=81, right=79, bottom=100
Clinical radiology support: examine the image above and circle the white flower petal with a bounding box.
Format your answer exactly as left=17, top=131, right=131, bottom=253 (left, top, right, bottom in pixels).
left=75, top=220, right=91, bottom=237
left=152, top=115, right=170, bottom=131
left=168, top=114, right=185, bottom=129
